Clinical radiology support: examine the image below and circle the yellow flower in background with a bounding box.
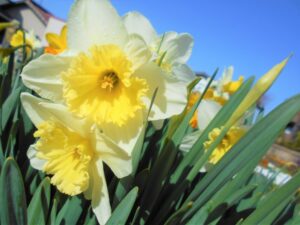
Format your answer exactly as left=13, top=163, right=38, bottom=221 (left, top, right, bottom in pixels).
left=10, top=30, right=41, bottom=54
left=45, top=25, right=67, bottom=55
left=223, top=76, right=244, bottom=94
left=187, top=91, right=201, bottom=128
left=21, top=93, right=133, bottom=225
left=10, top=30, right=32, bottom=52
left=193, top=67, right=244, bottom=130
left=123, top=12, right=195, bottom=84
left=204, top=126, right=246, bottom=164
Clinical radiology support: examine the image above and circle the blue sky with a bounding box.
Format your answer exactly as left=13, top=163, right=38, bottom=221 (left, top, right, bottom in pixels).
left=36, top=0, right=300, bottom=112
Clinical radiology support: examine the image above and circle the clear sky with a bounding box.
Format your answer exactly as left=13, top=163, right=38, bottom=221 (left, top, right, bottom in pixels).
left=35, top=0, right=300, bottom=112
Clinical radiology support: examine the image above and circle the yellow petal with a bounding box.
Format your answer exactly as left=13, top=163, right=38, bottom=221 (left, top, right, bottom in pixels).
left=34, top=120, right=94, bottom=196
left=226, top=56, right=290, bottom=127
left=46, top=33, right=63, bottom=49
left=62, top=44, right=148, bottom=126
left=204, top=126, right=246, bottom=164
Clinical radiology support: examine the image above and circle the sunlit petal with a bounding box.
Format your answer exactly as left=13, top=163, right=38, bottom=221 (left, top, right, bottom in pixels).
left=68, top=0, right=128, bottom=51
left=21, top=54, right=72, bottom=101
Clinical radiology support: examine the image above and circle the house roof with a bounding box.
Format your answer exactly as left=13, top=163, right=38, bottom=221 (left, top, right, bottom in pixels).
left=0, top=0, right=62, bottom=24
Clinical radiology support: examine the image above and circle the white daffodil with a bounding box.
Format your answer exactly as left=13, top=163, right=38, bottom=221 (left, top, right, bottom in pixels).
left=21, top=93, right=133, bottom=225
left=192, top=66, right=243, bottom=131
left=197, top=99, right=222, bottom=131
left=123, top=11, right=195, bottom=83
left=21, top=0, right=187, bottom=154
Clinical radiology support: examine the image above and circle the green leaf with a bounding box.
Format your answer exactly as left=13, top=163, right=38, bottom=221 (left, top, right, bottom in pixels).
left=0, top=157, right=27, bottom=225
left=1, top=86, right=22, bottom=131
left=138, top=70, right=218, bottom=223
left=181, top=94, right=300, bottom=222
left=55, top=196, right=83, bottom=225
left=285, top=203, right=300, bottom=225
left=106, top=187, right=139, bottom=225
left=242, top=171, right=300, bottom=225
left=171, top=76, right=254, bottom=183
left=49, top=199, right=57, bottom=225
left=165, top=201, right=193, bottom=225
left=27, top=177, right=51, bottom=225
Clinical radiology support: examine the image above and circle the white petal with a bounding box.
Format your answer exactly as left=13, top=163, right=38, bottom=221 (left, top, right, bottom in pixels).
left=193, top=78, right=210, bottom=93
left=99, top=109, right=145, bottom=155
left=94, top=129, right=132, bottom=178
left=179, top=130, right=202, bottom=152
left=137, top=63, right=188, bottom=121
left=124, top=34, right=151, bottom=71
left=89, top=160, right=111, bottom=225
left=39, top=102, right=91, bottom=137
left=197, top=100, right=222, bottom=131
left=123, top=11, right=157, bottom=45
left=172, top=63, right=196, bottom=83
left=68, top=0, right=128, bottom=51
left=21, top=54, right=71, bottom=102
left=21, top=93, right=89, bottom=137
left=222, top=66, right=234, bottom=84
left=21, top=93, right=52, bottom=127
left=27, top=145, right=46, bottom=170
left=160, top=32, right=194, bottom=64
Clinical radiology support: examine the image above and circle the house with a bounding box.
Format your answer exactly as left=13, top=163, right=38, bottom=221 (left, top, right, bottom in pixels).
left=0, top=0, right=65, bottom=46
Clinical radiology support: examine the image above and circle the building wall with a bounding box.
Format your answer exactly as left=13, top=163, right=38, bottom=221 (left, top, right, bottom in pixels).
left=4, top=5, right=46, bottom=39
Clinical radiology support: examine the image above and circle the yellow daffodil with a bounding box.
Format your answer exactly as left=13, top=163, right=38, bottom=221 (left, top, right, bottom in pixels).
left=21, top=93, right=133, bottom=225
left=45, top=25, right=67, bottom=55
left=194, top=67, right=244, bottom=130
left=123, top=12, right=195, bottom=83
left=204, top=126, right=246, bottom=164
left=217, top=66, right=244, bottom=95
left=21, top=0, right=187, bottom=154
left=10, top=30, right=41, bottom=54
left=187, top=91, right=201, bottom=128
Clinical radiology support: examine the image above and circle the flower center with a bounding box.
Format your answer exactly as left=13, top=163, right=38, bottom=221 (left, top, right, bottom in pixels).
left=204, top=126, right=245, bottom=164
left=100, top=71, right=119, bottom=92
left=34, top=121, right=94, bottom=196
left=62, top=44, right=149, bottom=126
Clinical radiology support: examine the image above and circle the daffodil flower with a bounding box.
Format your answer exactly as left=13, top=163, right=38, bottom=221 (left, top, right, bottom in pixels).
left=194, top=67, right=243, bottom=130
left=10, top=30, right=41, bottom=55
left=21, top=0, right=188, bottom=152
left=21, top=92, right=133, bottom=225
left=45, top=25, right=67, bottom=55
left=204, top=126, right=246, bottom=164
left=123, top=11, right=195, bottom=83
